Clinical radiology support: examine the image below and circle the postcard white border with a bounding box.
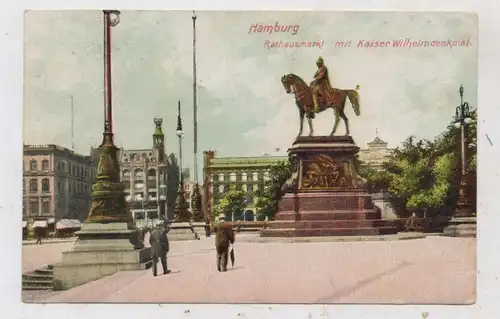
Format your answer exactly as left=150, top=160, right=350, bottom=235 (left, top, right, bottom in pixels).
left=1, top=0, right=498, bottom=318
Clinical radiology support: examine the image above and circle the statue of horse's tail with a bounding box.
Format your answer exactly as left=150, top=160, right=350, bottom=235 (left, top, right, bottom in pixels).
left=347, top=85, right=361, bottom=116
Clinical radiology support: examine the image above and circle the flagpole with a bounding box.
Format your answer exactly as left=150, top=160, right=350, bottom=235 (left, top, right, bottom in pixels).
left=192, top=10, right=198, bottom=184
left=191, top=11, right=204, bottom=224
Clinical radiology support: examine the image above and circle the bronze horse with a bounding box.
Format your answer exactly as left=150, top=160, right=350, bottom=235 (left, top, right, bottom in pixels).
left=281, top=73, right=361, bottom=137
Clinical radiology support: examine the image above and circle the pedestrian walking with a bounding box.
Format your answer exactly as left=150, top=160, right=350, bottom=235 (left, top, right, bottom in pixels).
left=35, top=229, right=42, bottom=245
left=149, top=225, right=171, bottom=276
left=213, top=222, right=235, bottom=272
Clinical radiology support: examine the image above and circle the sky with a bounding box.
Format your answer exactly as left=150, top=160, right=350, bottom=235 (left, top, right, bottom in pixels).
left=24, top=10, right=477, bottom=179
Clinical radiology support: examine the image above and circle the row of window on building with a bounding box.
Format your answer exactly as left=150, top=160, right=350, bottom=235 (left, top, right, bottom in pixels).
left=125, top=191, right=161, bottom=202
left=24, top=178, right=89, bottom=195
left=26, top=159, right=92, bottom=179
left=122, top=168, right=157, bottom=180
left=212, top=171, right=270, bottom=182
left=25, top=198, right=51, bottom=216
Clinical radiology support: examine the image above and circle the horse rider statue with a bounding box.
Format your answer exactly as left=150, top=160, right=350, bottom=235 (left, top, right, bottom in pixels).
left=310, top=56, right=333, bottom=113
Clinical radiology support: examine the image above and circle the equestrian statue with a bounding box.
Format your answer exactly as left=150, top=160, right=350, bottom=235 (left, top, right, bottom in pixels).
left=281, top=56, right=361, bottom=137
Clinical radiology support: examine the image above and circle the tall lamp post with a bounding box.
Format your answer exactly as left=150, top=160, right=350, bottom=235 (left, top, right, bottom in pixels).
left=191, top=10, right=203, bottom=223
left=453, top=85, right=473, bottom=217
left=173, top=101, right=190, bottom=222
left=86, top=10, right=130, bottom=224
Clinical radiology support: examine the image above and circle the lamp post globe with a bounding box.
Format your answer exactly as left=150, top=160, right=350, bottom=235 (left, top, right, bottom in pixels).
left=176, top=129, right=184, bottom=138
left=106, top=10, right=121, bottom=27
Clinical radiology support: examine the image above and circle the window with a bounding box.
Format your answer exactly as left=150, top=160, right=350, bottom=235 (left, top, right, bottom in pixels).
left=147, top=169, right=156, bottom=180
left=41, top=178, right=50, bottom=192
left=242, top=172, right=248, bottom=181
left=29, top=180, right=38, bottom=192
left=69, top=163, right=72, bottom=175
left=30, top=160, right=37, bottom=171
left=218, top=173, right=224, bottom=182
left=134, top=169, right=144, bottom=180
left=252, top=172, right=259, bottom=181
left=84, top=184, right=88, bottom=193
left=230, top=172, right=236, bottom=182
left=42, top=200, right=50, bottom=214
left=29, top=200, right=39, bottom=215
left=219, top=185, right=224, bottom=193
left=42, top=160, right=49, bottom=171
left=61, top=162, right=66, bottom=173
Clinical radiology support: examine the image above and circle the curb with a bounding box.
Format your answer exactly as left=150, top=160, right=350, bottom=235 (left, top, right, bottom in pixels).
left=23, top=238, right=77, bottom=246
left=236, top=232, right=427, bottom=243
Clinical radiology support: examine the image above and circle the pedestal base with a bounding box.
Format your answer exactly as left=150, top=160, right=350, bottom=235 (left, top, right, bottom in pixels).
left=52, top=223, right=152, bottom=291
left=261, top=136, right=397, bottom=238
left=191, top=221, right=207, bottom=239
left=443, top=217, right=476, bottom=237
left=168, top=222, right=198, bottom=241
left=260, top=192, right=397, bottom=237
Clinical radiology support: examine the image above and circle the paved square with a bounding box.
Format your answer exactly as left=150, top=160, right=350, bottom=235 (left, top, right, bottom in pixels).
left=23, top=235, right=475, bottom=304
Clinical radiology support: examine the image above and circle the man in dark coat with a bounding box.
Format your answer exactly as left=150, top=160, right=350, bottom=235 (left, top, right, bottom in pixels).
left=149, top=225, right=171, bottom=276
left=213, top=223, right=235, bottom=272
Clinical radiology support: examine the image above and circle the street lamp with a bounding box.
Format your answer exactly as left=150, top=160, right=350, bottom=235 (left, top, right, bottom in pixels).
left=453, top=85, right=473, bottom=217
left=173, top=101, right=190, bottom=222
left=86, top=10, right=129, bottom=223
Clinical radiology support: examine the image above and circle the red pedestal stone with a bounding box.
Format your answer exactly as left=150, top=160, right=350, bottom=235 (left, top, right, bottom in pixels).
left=260, top=136, right=397, bottom=237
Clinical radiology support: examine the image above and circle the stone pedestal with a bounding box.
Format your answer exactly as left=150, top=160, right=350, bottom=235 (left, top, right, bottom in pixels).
left=52, top=223, right=151, bottom=291
left=261, top=136, right=397, bottom=237
left=191, top=221, right=207, bottom=239
left=372, top=191, right=398, bottom=220
left=168, top=222, right=198, bottom=241
left=443, top=217, right=476, bottom=237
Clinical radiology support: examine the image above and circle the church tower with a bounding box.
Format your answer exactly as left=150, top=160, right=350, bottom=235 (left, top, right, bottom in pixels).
left=153, top=117, right=167, bottom=220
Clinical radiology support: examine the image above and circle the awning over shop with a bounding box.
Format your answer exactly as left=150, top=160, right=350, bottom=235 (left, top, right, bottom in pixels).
left=22, top=221, right=27, bottom=228
left=32, top=220, right=48, bottom=228
left=56, top=219, right=82, bottom=230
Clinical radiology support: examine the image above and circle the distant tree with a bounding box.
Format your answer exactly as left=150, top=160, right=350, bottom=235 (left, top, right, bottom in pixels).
left=166, top=153, right=180, bottom=220
left=360, top=109, right=477, bottom=218
left=213, top=185, right=246, bottom=221
left=254, top=160, right=292, bottom=220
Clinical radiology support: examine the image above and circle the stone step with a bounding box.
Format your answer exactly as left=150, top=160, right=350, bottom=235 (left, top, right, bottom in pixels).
left=22, top=273, right=52, bottom=281
left=275, top=210, right=381, bottom=221
left=269, top=219, right=394, bottom=229
left=22, top=285, right=53, bottom=291
left=34, top=268, right=53, bottom=275
left=261, top=226, right=397, bottom=237
left=22, top=265, right=54, bottom=291
left=23, top=279, right=53, bottom=286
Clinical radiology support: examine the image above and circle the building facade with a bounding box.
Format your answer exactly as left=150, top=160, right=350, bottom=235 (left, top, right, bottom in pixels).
left=203, top=150, right=287, bottom=222
left=358, top=134, right=394, bottom=170
left=91, top=117, right=168, bottom=228
left=23, top=144, right=95, bottom=224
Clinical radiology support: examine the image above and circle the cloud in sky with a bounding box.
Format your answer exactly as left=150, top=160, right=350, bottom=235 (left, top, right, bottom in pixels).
left=24, top=10, right=477, bottom=176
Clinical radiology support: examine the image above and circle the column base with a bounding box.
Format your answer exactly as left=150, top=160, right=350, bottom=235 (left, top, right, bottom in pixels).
left=443, top=217, right=476, bottom=238
left=52, top=223, right=152, bottom=291
left=191, top=221, right=206, bottom=239
left=168, top=222, right=198, bottom=241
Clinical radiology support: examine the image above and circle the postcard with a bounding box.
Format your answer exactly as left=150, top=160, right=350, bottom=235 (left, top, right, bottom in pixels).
left=22, top=10, right=477, bottom=304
